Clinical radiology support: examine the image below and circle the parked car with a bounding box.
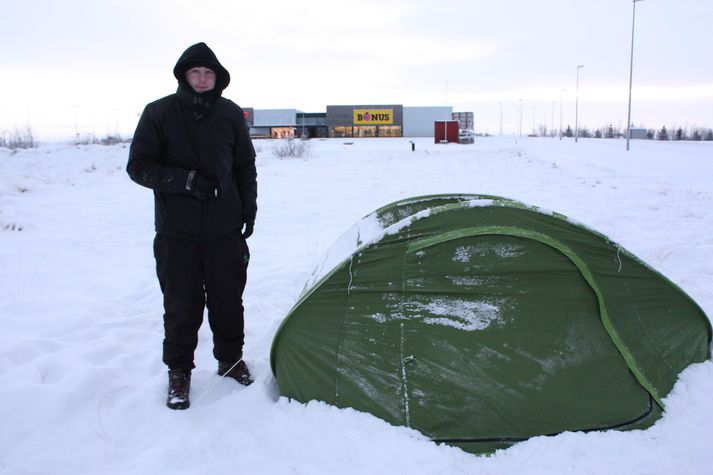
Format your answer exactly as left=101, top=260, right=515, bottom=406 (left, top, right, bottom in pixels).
left=459, top=129, right=475, bottom=138
left=459, top=129, right=475, bottom=144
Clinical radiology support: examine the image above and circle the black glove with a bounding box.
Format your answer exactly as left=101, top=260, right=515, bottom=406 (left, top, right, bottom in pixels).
left=186, top=170, right=219, bottom=200
left=242, top=217, right=254, bottom=239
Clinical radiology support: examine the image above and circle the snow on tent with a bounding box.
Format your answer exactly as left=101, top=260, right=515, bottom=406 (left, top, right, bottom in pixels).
left=270, top=194, right=711, bottom=454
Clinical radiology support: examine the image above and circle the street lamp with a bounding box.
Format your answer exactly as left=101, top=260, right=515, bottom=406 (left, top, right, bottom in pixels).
left=559, top=88, right=565, bottom=140
left=519, top=99, right=523, bottom=137
left=444, top=80, right=449, bottom=143
left=575, top=65, right=584, bottom=143
left=498, top=102, right=503, bottom=135
left=626, top=0, right=644, bottom=151
left=72, top=105, right=79, bottom=143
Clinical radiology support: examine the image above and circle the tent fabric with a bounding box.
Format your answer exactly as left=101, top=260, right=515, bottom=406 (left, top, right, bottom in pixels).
left=270, top=194, right=711, bottom=454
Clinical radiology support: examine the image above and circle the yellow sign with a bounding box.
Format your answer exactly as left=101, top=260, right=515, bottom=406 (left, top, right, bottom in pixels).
left=353, top=109, right=394, bottom=125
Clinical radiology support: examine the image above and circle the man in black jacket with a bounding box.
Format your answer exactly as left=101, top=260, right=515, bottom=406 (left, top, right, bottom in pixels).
left=127, top=42, right=257, bottom=410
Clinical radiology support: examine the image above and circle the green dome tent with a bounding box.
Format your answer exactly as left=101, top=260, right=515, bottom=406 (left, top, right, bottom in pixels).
left=270, top=194, right=711, bottom=454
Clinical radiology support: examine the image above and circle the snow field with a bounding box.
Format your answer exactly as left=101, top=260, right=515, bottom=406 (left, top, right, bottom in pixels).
left=0, top=136, right=711, bottom=474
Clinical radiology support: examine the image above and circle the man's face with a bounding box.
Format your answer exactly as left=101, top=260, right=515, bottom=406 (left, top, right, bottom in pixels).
left=185, top=67, right=216, bottom=93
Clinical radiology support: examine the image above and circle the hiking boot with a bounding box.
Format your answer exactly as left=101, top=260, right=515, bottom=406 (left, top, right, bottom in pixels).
left=218, top=360, right=254, bottom=386
left=167, top=369, right=191, bottom=410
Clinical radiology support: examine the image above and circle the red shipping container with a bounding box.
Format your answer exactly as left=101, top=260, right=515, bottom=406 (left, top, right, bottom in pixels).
left=434, top=121, right=459, bottom=143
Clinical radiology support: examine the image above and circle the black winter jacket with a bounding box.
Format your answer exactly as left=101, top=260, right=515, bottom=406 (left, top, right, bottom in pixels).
left=127, top=43, right=257, bottom=242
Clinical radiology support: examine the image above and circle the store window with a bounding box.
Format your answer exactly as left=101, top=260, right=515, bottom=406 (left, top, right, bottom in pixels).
left=353, top=126, right=377, bottom=138
left=378, top=126, right=402, bottom=137
left=330, top=126, right=353, bottom=138
left=271, top=127, right=295, bottom=139
left=329, top=125, right=402, bottom=138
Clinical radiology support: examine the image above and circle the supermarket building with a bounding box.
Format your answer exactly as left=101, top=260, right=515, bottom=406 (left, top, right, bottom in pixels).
left=244, top=105, right=473, bottom=139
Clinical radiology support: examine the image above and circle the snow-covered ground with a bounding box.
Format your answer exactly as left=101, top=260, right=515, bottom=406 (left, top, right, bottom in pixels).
left=1, top=136, right=711, bottom=474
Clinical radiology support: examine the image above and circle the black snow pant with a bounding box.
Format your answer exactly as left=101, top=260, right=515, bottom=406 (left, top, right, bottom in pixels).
left=153, top=230, right=249, bottom=370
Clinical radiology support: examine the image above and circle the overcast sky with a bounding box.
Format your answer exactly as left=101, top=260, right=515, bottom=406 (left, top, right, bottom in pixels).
left=2, top=0, right=711, bottom=139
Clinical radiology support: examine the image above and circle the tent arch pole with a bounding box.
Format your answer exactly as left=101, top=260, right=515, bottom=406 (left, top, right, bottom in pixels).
left=407, top=225, right=665, bottom=410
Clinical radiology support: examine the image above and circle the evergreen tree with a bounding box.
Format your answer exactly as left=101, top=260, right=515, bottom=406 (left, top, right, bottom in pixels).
left=692, top=129, right=702, bottom=141
left=657, top=126, right=669, bottom=141
left=705, top=129, right=713, bottom=141
left=565, top=125, right=573, bottom=137
left=595, top=130, right=602, bottom=138
left=605, top=125, right=615, bottom=139
left=675, top=128, right=684, bottom=141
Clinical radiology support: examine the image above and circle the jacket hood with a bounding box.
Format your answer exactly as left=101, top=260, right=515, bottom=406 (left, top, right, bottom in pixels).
left=173, top=42, right=230, bottom=92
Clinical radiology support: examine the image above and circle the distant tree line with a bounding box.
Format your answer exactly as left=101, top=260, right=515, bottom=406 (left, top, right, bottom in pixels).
left=0, top=123, right=133, bottom=150
left=533, top=124, right=713, bottom=141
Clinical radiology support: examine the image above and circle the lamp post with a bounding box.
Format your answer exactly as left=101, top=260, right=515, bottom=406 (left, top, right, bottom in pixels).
left=551, top=101, right=555, bottom=138
left=498, top=102, right=502, bottom=135
left=559, top=88, right=565, bottom=140
left=518, top=98, right=523, bottom=137
left=626, top=0, right=644, bottom=151
left=575, top=65, right=584, bottom=143
left=444, top=80, right=448, bottom=143
left=72, top=105, right=79, bottom=143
